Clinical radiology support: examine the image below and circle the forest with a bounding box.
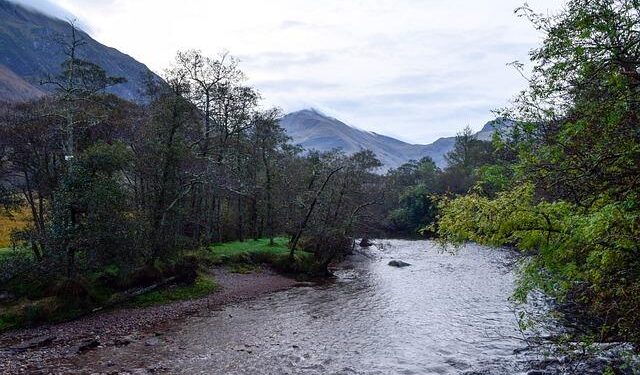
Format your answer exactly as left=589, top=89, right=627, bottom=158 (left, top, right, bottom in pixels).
left=0, top=0, right=638, bottom=358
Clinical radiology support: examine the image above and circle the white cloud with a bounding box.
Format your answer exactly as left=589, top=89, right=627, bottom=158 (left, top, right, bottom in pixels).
left=20, top=0, right=563, bottom=143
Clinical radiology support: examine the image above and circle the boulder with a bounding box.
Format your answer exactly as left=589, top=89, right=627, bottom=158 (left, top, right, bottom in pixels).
left=359, top=238, right=372, bottom=247
left=388, top=260, right=411, bottom=268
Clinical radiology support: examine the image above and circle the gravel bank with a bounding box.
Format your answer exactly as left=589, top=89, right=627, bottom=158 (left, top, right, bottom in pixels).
left=0, top=267, right=301, bottom=374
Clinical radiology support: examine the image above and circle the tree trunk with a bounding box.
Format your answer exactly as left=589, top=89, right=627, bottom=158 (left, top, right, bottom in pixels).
left=289, top=166, right=343, bottom=258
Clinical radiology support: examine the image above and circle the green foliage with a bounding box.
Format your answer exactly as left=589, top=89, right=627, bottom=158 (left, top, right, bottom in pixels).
left=438, top=185, right=640, bottom=341
left=389, top=184, right=437, bottom=235
left=382, top=130, right=499, bottom=237
left=442, top=154, right=640, bottom=336
left=384, top=157, right=442, bottom=235
left=48, top=141, right=139, bottom=277
left=440, top=127, right=495, bottom=194
left=476, top=164, right=513, bottom=196
left=0, top=246, right=30, bottom=262
left=436, top=0, right=640, bottom=344
left=0, top=296, right=84, bottom=331
left=0, top=311, right=22, bottom=331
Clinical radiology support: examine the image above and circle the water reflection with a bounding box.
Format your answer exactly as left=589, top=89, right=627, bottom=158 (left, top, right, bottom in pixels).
left=158, top=240, right=538, bottom=374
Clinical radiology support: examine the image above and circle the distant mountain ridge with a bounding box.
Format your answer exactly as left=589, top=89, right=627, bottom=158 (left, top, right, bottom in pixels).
left=0, top=0, right=507, bottom=170
left=0, top=0, right=161, bottom=103
left=280, top=109, right=511, bottom=170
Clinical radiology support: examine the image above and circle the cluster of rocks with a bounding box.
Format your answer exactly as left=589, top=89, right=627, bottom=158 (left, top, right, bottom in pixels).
left=526, top=342, right=639, bottom=375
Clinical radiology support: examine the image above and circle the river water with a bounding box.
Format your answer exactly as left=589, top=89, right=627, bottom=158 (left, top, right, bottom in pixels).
left=140, top=240, right=550, bottom=374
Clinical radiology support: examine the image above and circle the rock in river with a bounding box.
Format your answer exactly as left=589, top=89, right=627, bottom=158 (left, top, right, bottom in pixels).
left=388, top=260, right=411, bottom=267
left=359, top=238, right=373, bottom=247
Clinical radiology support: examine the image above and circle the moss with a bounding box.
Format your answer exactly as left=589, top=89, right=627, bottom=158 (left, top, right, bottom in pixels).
left=4, top=272, right=54, bottom=300
left=0, top=296, right=81, bottom=331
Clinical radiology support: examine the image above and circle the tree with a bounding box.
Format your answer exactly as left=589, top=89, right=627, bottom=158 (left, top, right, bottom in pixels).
left=249, top=108, right=289, bottom=245
left=43, top=21, right=125, bottom=162
left=288, top=150, right=382, bottom=269
left=438, top=0, right=640, bottom=343
left=384, top=157, right=440, bottom=235
left=170, top=50, right=243, bottom=156
left=130, top=74, right=202, bottom=260
left=440, top=127, right=494, bottom=194
left=507, top=0, right=640, bottom=203
left=49, top=142, right=135, bottom=278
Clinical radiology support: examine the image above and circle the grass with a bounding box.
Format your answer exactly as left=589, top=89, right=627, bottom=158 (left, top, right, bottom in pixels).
left=205, top=237, right=321, bottom=276
left=207, top=237, right=293, bottom=263
left=0, top=296, right=82, bottom=331
left=0, top=247, right=11, bottom=260
left=129, top=273, right=217, bottom=307
left=0, top=246, right=31, bottom=262
left=0, top=309, right=22, bottom=331
left=0, top=270, right=218, bottom=331
left=0, top=237, right=321, bottom=332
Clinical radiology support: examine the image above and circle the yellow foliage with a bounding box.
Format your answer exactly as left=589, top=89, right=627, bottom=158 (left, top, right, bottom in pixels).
left=0, top=207, right=31, bottom=248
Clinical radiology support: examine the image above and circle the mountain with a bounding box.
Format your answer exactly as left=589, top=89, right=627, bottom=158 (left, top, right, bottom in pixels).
left=280, top=109, right=510, bottom=170
left=0, top=0, right=161, bottom=103
left=0, top=63, right=45, bottom=102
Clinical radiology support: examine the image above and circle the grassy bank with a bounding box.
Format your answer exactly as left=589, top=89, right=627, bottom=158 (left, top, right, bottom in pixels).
left=0, top=237, right=318, bottom=331
left=201, top=237, right=321, bottom=275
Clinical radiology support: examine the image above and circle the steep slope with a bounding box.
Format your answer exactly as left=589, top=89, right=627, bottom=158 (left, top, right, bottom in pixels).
left=0, top=63, right=45, bottom=102
left=0, top=0, right=161, bottom=102
left=280, top=109, right=511, bottom=170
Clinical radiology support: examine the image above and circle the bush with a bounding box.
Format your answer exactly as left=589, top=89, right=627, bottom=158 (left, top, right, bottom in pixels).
left=437, top=184, right=640, bottom=342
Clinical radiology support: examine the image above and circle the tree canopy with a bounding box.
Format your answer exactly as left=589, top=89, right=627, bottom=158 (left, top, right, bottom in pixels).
left=437, top=0, right=640, bottom=343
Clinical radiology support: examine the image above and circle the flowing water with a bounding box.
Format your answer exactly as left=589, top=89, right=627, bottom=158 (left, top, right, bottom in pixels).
left=137, top=240, right=551, bottom=374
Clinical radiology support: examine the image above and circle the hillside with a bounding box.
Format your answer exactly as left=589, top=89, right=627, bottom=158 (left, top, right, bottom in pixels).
left=0, top=63, right=44, bottom=102
left=280, top=109, right=510, bottom=170
left=0, top=0, right=161, bottom=102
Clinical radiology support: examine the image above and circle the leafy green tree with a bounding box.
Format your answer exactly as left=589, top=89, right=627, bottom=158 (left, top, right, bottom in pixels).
left=438, top=0, right=640, bottom=343
left=384, top=157, right=440, bottom=235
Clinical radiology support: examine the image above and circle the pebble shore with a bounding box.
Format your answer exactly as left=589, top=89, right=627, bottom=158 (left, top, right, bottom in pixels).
left=0, top=267, right=299, bottom=374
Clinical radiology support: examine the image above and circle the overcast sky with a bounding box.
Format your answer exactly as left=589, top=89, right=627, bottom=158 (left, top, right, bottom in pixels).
left=17, top=0, right=563, bottom=143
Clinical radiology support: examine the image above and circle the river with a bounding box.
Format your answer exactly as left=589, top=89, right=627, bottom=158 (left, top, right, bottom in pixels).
left=75, top=239, right=567, bottom=374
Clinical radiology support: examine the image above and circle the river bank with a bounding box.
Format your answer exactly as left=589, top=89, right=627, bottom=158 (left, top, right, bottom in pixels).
left=0, top=266, right=304, bottom=374
left=42, top=240, right=532, bottom=374
left=1, top=240, right=637, bottom=374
